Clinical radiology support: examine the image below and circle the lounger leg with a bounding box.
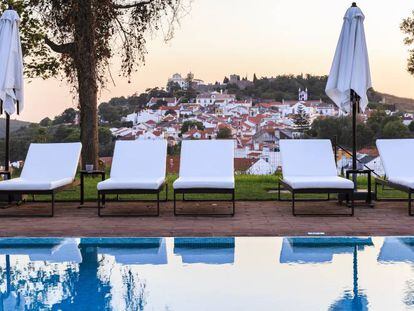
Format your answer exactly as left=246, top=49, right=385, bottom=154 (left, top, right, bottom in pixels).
left=292, top=192, right=296, bottom=216
left=98, top=192, right=102, bottom=217
left=165, top=183, right=168, bottom=201
left=278, top=181, right=281, bottom=201
left=174, top=191, right=177, bottom=216
left=157, top=191, right=160, bottom=217
left=350, top=191, right=354, bottom=217
left=50, top=192, right=55, bottom=217
left=409, top=192, right=413, bottom=216
left=231, top=189, right=235, bottom=217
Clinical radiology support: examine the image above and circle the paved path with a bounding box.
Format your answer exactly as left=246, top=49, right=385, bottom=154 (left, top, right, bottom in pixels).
left=0, top=200, right=412, bottom=237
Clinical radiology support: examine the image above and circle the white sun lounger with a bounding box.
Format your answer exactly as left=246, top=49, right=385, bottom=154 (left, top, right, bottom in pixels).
left=0, top=143, right=82, bottom=217
left=173, top=140, right=235, bottom=216
left=97, top=140, right=167, bottom=216
left=376, top=139, right=414, bottom=215
left=279, top=139, right=354, bottom=216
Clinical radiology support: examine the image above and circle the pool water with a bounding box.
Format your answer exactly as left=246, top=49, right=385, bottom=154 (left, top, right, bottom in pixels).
left=0, top=237, right=413, bottom=310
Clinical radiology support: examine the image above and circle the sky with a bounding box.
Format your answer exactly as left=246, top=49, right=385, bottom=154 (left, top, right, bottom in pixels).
left=17, top=0, right=414, bottom=122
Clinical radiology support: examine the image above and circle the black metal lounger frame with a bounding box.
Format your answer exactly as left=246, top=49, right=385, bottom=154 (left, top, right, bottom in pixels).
left=374, top=178, right=414, bottom=216
left=0, top=183, right=76, bottom=217
left=97, top=183, right=167, bottom=217
left=279, top=179, right=354, bottom=217
left=173, top=188, right=235, bottom=217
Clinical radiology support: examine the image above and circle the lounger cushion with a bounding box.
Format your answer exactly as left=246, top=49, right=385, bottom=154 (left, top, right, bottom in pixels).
left=173, top=177, right=235, bottom=190
left=0, top=143, right=81, bottom=191
left=282, top=176, right=354, bottom=190
left=174, top=140, right=235, bottom=190
left=388, top=177, right=414, bottom=190
left=97, top=140, right=167, bottom=191
left=376, top=139, right=414, bottom=179
left=21, top=143, right=82, bottom=181
left=280, top=139, right=338, bottom=177
left=0, top=177, right=74, bottom=191
left=97, top=178, right=165, bottom=191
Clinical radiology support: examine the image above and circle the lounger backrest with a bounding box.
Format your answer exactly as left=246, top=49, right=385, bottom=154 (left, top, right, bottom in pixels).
left=110, top=140, right=167, bottom=179
left=179, top=140, right=234, bottom=178
left=280, top=139, right=338, bottom=177
left=376, top=139, right=414, bottom=179
left=21, top=143, right=82, bottom=181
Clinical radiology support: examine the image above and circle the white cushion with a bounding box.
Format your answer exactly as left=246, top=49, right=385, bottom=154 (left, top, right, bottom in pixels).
left=377, top=139, right=414, bottom=180
left=283, top=176, right=354, bottom=190
left=97, top=140, right=167, bottom=191
left=0, top=177, right=74, bottom=191
left=97, top=177, right=165, bottom=191
left=21, top=143, right=82, bottom=181
left=280, top=139, right=338, bottom=177
left=0, top=143, right=81, bottom=191
left=175, top=140, right=234, bottom=190
left=388, top=177, right=414, bottom=190
left=173, top=176, right=235, bottom=190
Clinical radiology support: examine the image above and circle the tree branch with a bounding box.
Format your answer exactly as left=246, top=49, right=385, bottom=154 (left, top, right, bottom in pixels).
left=44, top=36, right=75, bottom=55
left=113, top=0, right=153, bottom=9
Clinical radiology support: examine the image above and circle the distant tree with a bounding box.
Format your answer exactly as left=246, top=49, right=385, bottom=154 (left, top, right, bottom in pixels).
left=223, top=76, right=229, bottom=84
left=185, top=72, right=197, bottom=99
left=150, top=99, right=167, bottom=111
left=98, top=102, right=121, bottom=124
left=53, top=125, right=80, bottom=142
left=146, top=87, right=171, bottom=99
left=53, top=108, right=77, bottom=125
left=34, top=127, right=51, bottom=143
left=292, top=105, right=310, bottom=131
left=167, top=81, right=182, bottom=94
left=98, top=127, right=113, bottom=145
left=409, top=121, right=414, bottom=132
left=382, top=120, right=410, bottom=138
left=253, top=73, right=258, bottom=83
left=39, top=117, right=52, bottom=127
left=310, top=116, right=374, bottom=150
left=367, top=110, right=401, bottom=139
left=217, top=127, right=232, bottom=139
left=180, top=121, right=204, bottom=134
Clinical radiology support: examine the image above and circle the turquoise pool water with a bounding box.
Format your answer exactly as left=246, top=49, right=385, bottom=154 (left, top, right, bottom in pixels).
left=0, top=237, right=412, bottom=310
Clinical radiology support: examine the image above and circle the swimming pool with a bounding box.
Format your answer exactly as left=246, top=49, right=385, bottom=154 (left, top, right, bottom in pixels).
left=0, top=237, right=412, bottom=310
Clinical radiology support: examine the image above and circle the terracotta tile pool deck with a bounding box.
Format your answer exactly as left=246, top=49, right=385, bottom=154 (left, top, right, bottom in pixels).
left=0, top=199, right=412, bottom=237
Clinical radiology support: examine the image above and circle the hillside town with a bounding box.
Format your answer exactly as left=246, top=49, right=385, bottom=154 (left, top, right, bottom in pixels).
left=103, top=73, right=341, bottom=174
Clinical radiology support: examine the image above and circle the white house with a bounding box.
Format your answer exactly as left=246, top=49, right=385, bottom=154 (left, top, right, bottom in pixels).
left=247, top=158, right=273, bottom=175
left=124, top=110, right=163, bottom=126
left=167, top=73, right=188, bottom=89
left=147, top=97, right=177, bottom=107
left=196, top=91, right=236, bottom=107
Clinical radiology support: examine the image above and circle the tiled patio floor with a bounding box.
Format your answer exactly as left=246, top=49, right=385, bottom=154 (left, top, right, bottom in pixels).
left=0, top=199, right=412, bottom=237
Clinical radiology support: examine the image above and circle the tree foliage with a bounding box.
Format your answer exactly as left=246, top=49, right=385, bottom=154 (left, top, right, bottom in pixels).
left=2, top=0, right=189, bottom=166
left=292, top=105, right=310, bottom=131
left=217, top=127, right=232, bottom=139
left=180, top=120, right=204, bottom=134
left=401, top=11, right=414, bottom=75
left=310, top=111, right=411, bottom=149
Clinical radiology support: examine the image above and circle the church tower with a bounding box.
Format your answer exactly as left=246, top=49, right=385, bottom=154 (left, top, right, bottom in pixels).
left=298, top=88, right=308, bottom=101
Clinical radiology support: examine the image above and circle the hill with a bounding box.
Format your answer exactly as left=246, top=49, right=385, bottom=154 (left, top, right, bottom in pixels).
left=376, top=92, right=414, bottom=112
left=0, top=118, right=32, bottom=138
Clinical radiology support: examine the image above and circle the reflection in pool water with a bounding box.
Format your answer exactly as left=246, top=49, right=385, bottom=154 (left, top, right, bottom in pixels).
left=0, top=237, right=413, bottom=310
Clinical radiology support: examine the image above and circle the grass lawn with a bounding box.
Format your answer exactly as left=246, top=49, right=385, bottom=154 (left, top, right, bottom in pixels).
left=27, top=173, right=410, bottom=202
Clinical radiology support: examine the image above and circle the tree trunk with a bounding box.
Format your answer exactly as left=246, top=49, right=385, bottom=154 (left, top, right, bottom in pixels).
left=74, top=0, right=98, bottom=169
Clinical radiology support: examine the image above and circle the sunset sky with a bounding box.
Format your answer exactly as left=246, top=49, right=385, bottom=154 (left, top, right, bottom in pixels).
left=17, top=0, right=414, bottom=122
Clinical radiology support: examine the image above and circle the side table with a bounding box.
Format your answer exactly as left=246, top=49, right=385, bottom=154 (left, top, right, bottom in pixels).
left=79, top=170, right=105, bottom=208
